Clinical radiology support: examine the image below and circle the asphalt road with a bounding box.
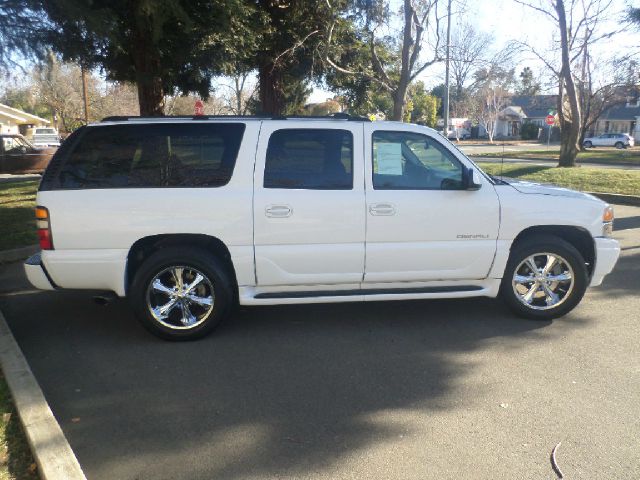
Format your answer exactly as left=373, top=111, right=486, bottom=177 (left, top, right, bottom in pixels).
left=0, top=206, right=639, bottom=480
left=459, top=142, right=560, bottom=156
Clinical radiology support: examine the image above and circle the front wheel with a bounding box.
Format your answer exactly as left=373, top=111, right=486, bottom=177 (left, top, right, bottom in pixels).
left=614, top=141, right=625, bottom=149
left=500, top=235, right=588, bottom=320
left=129, top=247, right=233, bottom=340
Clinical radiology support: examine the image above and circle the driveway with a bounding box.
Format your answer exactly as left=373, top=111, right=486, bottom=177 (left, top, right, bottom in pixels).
left=0, top=206, right=639, bottom=480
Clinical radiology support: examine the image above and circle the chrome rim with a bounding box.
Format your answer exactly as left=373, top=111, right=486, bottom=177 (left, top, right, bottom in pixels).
left=512, top=253, right=574, bottom=311
left=146, top=266, right=215, bottom=330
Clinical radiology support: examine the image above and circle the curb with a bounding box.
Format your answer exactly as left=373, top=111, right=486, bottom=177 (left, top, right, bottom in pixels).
left=0, top=245, right=39, bottom=265
left=0, top=309, right=86, bottom=480
left=588, top=192, right=640, bottom=207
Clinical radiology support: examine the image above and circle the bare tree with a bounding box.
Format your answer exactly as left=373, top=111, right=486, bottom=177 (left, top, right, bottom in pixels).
left=577, top=54, right=633, bottom=149
left=450, top=23, right=492, bottom=99
left=475, top=86, right=508, bottom=143
left=218, top=71, right=258, bottom=115
left=515, top=0, right=620, bottom=167
left=325, top=0, right=443, bottom=121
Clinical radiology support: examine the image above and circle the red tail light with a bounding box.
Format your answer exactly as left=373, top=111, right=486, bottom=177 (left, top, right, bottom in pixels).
left=35, top=207, right=54, bottom=250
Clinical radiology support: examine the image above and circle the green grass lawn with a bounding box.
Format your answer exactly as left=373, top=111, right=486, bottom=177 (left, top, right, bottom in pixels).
left=473, top=147, right=640, bottom=165
left=0, top=182, right=38, bottom=252
left=479, top=162, right=640, bottom=196
left=0, top=373, right=38, bottom=480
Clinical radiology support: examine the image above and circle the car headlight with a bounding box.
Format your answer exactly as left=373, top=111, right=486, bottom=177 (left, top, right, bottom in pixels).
left=602, top=206, right=614, bottom=237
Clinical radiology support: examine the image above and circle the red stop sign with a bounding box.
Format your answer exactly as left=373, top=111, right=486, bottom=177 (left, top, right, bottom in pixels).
left=194, top=100, right=205, bottom=116
left=545, top=114, right=555, bottom=126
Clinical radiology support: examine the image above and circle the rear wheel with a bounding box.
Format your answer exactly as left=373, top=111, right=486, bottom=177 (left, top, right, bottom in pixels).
left=614, top=141, right=624, bottom=149
left=500, top=235, right=588, bottom=320
left=583, top=140, right=592, bottom=148
left=129, top=247, right=232, bottom=340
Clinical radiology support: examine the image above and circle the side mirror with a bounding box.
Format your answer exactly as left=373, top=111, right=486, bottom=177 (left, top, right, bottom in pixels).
left=463, top=167, right=482, bottom=191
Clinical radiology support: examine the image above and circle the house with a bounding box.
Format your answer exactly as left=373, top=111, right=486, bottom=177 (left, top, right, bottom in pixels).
left=590, top=97, right=640, bottom=141
left=0, top=103, right=51, bottom=136
left=495, top=95, right=557, bottom=139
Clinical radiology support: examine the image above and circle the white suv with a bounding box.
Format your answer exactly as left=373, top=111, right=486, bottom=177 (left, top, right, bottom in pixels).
left=24, top=115, right=620, bottom=340
left=583, top=133, right=634, bottom=149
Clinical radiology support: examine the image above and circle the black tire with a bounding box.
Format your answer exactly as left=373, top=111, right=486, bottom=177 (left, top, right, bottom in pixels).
left=500, top=235, right=588, bottom=321
left=614, top=141, right=624, bottom=149
left=583, top=141, right=592, bottom=148
left=129, top=247, right=233, bottom=341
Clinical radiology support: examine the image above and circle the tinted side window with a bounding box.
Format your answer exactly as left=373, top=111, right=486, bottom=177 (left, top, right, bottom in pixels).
left=264, top=129, right=353, bottom=190
left=372, top=131, right=464, bottom=190
left=56, top=123, right=245, bottom=189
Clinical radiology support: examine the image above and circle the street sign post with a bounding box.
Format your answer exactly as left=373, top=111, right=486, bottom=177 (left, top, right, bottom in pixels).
left=545, top=114, right=555, bottom=148
left=194, top=100, right=204, bottom=116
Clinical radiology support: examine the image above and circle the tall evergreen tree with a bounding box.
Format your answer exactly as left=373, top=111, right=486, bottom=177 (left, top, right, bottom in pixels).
left=28, top=0, right=258, bottom=115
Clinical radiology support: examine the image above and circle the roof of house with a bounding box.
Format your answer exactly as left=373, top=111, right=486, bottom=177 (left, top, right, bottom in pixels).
left=600, top=104, right=640, bottom=121
left=507, top=95, right=558, bottom=119
left=0, top=103, right=50, bottom=124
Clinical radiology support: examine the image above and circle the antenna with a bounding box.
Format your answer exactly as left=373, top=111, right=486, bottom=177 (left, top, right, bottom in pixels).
left=501, top=139, right=505, bottom=179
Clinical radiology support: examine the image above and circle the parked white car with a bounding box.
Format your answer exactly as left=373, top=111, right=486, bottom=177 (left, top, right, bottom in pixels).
left=583, top=133, right=634, bottom=149
left=27, top=127, right=61, bottom=148
left=24, top=115, right=620, bottom=340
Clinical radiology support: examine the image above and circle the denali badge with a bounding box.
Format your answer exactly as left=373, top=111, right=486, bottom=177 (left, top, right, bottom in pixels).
left=457, top=234, right=490, bottom=239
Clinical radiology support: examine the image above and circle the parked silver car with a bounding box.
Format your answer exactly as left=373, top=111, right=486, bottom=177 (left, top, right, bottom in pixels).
left=583, top=133, right=634, bottom=149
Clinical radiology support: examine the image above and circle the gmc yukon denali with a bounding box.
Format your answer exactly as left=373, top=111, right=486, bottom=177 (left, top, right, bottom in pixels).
left=24, top=115, right=620, bottom=340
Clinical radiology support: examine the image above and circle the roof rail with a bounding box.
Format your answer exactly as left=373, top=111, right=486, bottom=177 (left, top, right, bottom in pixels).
left=100, top=113, right=371, bottom=122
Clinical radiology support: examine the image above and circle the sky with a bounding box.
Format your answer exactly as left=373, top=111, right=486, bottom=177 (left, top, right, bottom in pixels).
left=309, top=0, right=638, bottom=103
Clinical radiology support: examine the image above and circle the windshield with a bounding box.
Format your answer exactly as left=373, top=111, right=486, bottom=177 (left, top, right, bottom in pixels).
left=35, top=128, right=56, bottom=135
left=2, top=136, right=34, bottom=152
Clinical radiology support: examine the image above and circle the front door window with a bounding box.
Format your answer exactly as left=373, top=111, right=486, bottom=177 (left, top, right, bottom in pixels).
left=372, top=131, right=464, bottom=190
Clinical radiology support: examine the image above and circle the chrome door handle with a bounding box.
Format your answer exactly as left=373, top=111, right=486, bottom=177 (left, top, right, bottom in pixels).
left=369, top=203, right=396, bottom=216
left=265, top=205, right=293, bottom=218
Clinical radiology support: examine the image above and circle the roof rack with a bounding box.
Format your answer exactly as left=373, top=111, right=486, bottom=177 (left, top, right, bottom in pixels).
left=100, top=112, right=371, bottom=122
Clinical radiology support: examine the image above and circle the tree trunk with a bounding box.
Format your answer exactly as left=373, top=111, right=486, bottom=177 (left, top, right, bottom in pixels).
left=391, top=87, right=408, bottom=121
left=389, top=0, right=414, bottom=122
left=555, top=0, right=581, bottom=167
left=131, top=4, right=164, bottom=116
left=135, top=74, right=164, bottom=116
left=259, top=62, right=286, bottom=116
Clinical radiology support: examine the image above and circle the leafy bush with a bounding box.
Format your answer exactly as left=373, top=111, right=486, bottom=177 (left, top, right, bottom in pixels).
left=520, top=122, right=540, bottom=140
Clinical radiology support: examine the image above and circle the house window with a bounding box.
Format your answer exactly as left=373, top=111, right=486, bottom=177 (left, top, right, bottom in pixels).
left=630, top=121, right=636, bottom=135
left=604, top=121, right=610, bottom=133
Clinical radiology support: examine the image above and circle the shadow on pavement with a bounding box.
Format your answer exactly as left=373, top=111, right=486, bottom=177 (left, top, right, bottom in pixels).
left=0, top=240, right=637, bottom=479
left=0, top=268, right=592, bottom=480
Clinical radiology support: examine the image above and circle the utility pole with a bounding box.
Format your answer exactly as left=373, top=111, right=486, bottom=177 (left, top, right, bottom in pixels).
left=81, top=64, right=89, bottom=124
left=443, top=0, right=452, bottom=136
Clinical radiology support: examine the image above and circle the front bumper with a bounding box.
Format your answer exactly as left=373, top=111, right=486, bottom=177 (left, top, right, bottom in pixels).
left=590, top=237, right=621, bottom=287
left=24, top=253, right=55, bottom=290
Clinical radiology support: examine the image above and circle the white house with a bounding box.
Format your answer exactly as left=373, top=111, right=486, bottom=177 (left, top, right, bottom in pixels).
left=494, top=95, right=557, bottom=139
left=0, top=103, right=51, bottom=135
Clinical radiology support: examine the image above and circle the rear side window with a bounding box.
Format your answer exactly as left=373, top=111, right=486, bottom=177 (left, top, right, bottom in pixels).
left=53, top=123, right=245, bottom=189
left=264, top=129, right=353, bottom=189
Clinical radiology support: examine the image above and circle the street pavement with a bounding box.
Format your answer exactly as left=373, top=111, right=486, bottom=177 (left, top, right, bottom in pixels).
left=0, top=206, right=639, bottom=480
left=458, top=142, right=559, bottom=156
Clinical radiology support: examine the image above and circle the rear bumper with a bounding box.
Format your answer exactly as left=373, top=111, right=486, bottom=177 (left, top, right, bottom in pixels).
left=24, top=253, right=55, bottom=290
left=590, top=237, right=621, bottom=287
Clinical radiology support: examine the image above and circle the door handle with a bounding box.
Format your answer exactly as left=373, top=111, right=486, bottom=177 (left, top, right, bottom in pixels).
left=265, top=204, right=293, bottom=218
left=369, top=203, right=396, bottom=216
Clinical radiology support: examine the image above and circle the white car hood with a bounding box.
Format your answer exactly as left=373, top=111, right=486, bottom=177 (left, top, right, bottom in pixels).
left=501, top=178, right=601, bottom=202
